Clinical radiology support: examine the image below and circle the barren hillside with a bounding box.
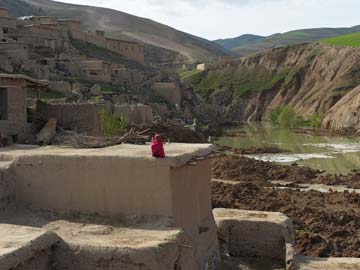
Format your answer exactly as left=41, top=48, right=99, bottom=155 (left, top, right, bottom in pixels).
left=6, top=0, right=232, bottom=62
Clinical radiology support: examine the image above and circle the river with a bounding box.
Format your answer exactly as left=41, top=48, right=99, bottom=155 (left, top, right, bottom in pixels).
left=217, top=122, right=360, bottom=174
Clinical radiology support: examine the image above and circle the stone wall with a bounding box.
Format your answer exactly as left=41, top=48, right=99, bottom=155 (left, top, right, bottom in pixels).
left=0, top=86, right=27, bottom=137
left=36, top=100, right=102, bottom=136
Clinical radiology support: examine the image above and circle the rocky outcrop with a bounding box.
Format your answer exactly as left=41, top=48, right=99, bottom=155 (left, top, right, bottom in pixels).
left=322, top=85, right=360, bottom=132
left=185, top=43, right=360, bottom=125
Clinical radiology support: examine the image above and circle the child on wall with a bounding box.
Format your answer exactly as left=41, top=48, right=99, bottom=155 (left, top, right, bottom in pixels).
left=151, top=134, right=165, bottom=158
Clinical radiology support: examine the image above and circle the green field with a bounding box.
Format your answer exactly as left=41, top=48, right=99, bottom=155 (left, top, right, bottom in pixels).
left=322, top=32, right=360, bottom=47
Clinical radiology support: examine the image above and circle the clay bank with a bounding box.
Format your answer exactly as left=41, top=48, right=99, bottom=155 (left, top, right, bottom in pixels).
left=1, top=143, right=360, bottom=270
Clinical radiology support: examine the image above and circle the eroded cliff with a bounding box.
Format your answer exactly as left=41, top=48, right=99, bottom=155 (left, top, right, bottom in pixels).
left=184, top=43, right=360, bottom=127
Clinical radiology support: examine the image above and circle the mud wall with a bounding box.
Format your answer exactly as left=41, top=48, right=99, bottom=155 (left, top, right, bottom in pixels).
left=171, top=160, right=220, bottom=269
left=151, top=82, right=181, bottom=105
left=36, top=101, right=102, bottom=136
left=114, top=104, right=154, bottom=125
left=0, top=163, right=15, bottom=212
left=12, top=155, right=218, bottom=269
left=0, top=86, right=27, bottom=137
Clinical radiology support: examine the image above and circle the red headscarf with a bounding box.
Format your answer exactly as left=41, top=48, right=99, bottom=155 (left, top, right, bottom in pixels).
left=151, top=134, right=165, bottom=158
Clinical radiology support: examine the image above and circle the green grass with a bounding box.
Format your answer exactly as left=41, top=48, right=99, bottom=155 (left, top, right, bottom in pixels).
left=182, top=65, right=293, bottom=99
left=322, top=32, right=360, bottom=47
left=178, top=69, right=203, bottom=80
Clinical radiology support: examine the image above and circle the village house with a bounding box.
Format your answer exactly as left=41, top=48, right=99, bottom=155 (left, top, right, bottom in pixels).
left=0, top=7, right=16, bottom=37
left=0, top=74, right=47, bottom=140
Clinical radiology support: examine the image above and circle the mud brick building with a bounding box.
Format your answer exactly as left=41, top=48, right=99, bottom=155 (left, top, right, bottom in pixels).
left=0, top=74, right=47, bottom=139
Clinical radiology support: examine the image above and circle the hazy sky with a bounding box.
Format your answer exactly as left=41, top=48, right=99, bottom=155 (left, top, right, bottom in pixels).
left=56, top=0, right=360, bottom=40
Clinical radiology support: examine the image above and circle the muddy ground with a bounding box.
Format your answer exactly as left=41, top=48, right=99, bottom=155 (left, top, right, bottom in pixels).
left=212, top=150, right=360, bottom=189
left=211, top=152, right=360, bottom=258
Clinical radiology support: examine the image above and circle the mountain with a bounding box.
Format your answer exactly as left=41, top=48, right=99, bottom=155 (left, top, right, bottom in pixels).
left=0, top=0, right=232, bottom=62
left=214, top=34, right=264, bottom=50
left=215, top=26, right=360, bottom=56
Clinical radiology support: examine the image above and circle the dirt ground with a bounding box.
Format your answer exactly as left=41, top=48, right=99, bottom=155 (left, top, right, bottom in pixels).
left=211, top=151, right=360, bottom=258
left=212, top=149, right=360, bottom=188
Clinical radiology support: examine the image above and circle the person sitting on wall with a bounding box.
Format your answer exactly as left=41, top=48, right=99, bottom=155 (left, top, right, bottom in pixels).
left=151, top=134, right=165, bottom=158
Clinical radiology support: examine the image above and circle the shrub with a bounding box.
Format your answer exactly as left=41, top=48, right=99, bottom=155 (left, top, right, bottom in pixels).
left=269, top=107, right=282, bottom=125
left=310, top=112, right=324, bottom=130
left=99, top=109, right=128, bottom=137
left=278, top=106, right=297, bottom=128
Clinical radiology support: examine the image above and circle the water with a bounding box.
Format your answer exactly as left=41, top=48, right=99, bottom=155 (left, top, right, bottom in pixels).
left=217, top=122, right=360, bottom=174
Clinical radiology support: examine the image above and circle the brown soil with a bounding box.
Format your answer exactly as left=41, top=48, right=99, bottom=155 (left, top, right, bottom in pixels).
left=212, top=155, right=319, bottom=185
left=213, top=147, right=360, bottom=188
left=211, top=152, right=360, bottom=258
left=212, top=181, right=360, bottom=258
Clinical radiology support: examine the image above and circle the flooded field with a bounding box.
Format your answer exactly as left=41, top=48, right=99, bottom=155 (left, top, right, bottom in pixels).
left=217, top=123, right=360, bottom=174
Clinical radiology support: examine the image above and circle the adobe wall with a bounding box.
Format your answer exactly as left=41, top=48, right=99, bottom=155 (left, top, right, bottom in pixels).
left=0, top=86, right=27, bottom=137
left=151, top=82, right=181, bottom=105
left=0, top=161, right=15, bottom=212
left=0, top=17, right=17, bottom=32
left=171, top=160, right=220, bottom=269
left=0, top=7, right=9, bottom=17
left=36, top=101, right=102, bottom=136
left=69, top=30, right=144, bottom=64
left=5, top=145, right=219, bottom=269
left=114, top=104, right=154, bottom=125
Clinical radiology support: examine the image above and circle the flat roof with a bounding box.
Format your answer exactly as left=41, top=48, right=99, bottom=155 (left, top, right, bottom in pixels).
left=0, top=74, right=48, bottom=87
left=0, top=143, right=216, bottom=168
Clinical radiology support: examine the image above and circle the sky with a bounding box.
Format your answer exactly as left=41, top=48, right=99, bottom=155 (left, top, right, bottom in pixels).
left=56, top=0, right=360, bottom=40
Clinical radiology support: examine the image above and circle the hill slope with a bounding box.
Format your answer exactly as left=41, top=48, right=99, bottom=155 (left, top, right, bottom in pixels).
left=181, top=43, right=360, bottom=128
left=1, top=0, right=232, bottom=62
left=215, top=26, right=360, bottom=56
left=322, top=32, right=360, bottom=47
left=214, top=34, right=264, bottom=50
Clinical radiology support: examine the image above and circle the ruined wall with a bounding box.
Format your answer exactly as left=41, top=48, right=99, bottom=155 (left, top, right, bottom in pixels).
left=69, top=29, right=144, bottom=64
left=151, top=82, right=181, bottom=105
left=0, top=86, right=27, bottom=137
left=114, top=104, right=154, bottom=125
left=18, top=25, right=68, bottom=51
left=36, top=101, right=102, bottom=136
left=0, top=16, right=17, bottom=34
left=112, top=69, right=145, bottom=84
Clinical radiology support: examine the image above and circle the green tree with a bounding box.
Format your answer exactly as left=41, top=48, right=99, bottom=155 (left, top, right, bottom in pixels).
left=99, top=109, right=128, bottom=137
